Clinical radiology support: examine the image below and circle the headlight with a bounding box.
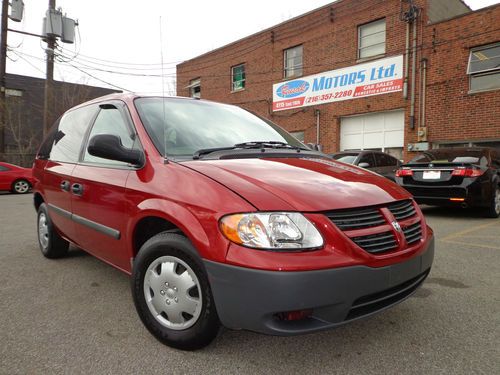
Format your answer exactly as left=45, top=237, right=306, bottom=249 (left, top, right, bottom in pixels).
left=219, top=212, right=323, bottom=250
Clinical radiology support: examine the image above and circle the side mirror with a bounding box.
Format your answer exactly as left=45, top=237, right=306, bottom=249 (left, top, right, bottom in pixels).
left=306, top=143, right=322, bottom=152
left=358, top=162, right=370, bottom=168
left=87, top=134, right=143, bottom=166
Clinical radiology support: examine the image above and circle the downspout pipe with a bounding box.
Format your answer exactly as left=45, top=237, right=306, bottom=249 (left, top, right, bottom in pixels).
left=315, top=109, right=320, bottom=148
left=409, top=13, right=418, bottom=130
left=420, top=58, right=427, bottom=130
left=403, top=21, right=410, bottom=99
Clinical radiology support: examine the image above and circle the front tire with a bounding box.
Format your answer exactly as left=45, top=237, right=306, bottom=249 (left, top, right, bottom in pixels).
left=12, top=179, right=31, bottom=194
left=37, top=203, right=69, bottom=258
left=132, top=232, right=219, bottom=350
left=485, top=186, right=500, bottom=218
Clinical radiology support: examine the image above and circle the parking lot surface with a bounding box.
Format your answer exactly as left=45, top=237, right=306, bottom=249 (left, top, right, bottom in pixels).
left=0, top=193, right=498, bottom=374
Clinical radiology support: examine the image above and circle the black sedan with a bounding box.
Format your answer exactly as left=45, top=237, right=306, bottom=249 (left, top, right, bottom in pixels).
left=395, top=147, right=500, bottom=217
left=331, top=150, right=401, bottom=180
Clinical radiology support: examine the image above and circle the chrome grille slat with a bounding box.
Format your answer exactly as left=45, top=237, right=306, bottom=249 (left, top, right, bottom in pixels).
left=359, top=239, right=398, bottom=248
left=353, top=233, right=395, bottom=244
left=326, top=207, right=385, bottom=230
left=351, top=231, right=397, bottom=254
left=403, top=222, right=422, bottom=244
left=387, top=200, right=416, bottom=221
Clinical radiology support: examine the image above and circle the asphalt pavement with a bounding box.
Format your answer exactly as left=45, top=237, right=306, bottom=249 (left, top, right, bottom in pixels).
left=0, top=193, right=498, bottom=374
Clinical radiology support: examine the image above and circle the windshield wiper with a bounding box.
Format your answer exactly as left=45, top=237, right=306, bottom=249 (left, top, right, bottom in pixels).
left=193, top=146, right=240, bottom=160
left=234, top=141, right=308, bottom=151
left=193, top=141, right=308, bottom=160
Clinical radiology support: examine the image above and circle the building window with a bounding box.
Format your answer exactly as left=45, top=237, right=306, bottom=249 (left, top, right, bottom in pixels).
left=284, top=45, right=303, bottom=78
left=468, top=43, right=500, bottom=93
left=231, top=64, right=245, bottom=91
left=188, top=78, right=201, bottom=98
left=5, top=88, right=23, bottom=97
left=290, top=131, right=305, bottom=142
left=358, top=19, right=386, bottom=59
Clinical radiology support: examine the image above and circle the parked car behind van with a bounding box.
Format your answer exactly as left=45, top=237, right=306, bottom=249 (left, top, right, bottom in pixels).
left=0, top=161, right=35, bottom=194
left=395, top=147, right=500, bottom=217
left=331, top=150, right=401, bottom=181
left=33, top=94, right=434, bottom=350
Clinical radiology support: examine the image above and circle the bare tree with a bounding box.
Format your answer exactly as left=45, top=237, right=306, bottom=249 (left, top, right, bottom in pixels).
left=0, top=80, right=116, bottom=167
left=0, top=94, right=40, bottom=166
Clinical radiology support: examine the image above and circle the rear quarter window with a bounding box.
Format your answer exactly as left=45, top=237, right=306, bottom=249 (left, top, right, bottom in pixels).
left=49, top=105, right=99, bottom=163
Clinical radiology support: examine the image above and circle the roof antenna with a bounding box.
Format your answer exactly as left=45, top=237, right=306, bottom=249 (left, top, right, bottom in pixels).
left=159, top=16, right=169, bottom=164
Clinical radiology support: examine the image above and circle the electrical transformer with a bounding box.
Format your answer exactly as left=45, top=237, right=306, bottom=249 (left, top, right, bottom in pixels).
left=9, top=0, right=24, bottom=22
left=61, top=17, right=76, bottom=44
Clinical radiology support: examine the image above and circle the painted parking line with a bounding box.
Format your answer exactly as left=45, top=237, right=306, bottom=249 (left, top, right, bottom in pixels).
left=440, top=221, right=499, bottom=241
left=439, top=238, right=500, bottom=250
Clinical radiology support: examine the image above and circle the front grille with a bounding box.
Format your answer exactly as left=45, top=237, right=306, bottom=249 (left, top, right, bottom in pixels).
left=325, top=207, right=385, bottom=230
left=326, top=199, right=421, bottom=255
left=387, top=200, right=416, bottom=220
left=345, top=270, right=429, bottom=321
left=403, top=221, right=422, bottom=244
left=351, top=231, right=398, bottom=254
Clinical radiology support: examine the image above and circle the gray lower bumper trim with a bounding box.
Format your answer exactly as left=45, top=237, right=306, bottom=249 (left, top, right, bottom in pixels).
left=204, top=236, right=434, bottom=335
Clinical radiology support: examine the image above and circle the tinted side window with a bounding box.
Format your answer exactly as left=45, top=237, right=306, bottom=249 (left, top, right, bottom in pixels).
left=49, top=105, right=98, bottom=163
left=0, top=165, right=10, bottom=171
left=358, top=153, right=375, bottom=167
left=376, top=153, right=398, bottom=167
left=83, top=107, right=137, bottom=166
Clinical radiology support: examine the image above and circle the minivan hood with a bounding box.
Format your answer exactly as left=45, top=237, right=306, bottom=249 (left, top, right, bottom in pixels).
left=183, top=157, right=410, bottom=211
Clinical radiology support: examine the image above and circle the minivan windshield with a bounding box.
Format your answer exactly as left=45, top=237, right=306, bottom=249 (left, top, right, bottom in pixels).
left=134, top=97, right=306, bottom=159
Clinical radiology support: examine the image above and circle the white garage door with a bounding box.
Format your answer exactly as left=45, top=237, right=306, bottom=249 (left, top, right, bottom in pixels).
left=340, top=110, right=404, bottom=158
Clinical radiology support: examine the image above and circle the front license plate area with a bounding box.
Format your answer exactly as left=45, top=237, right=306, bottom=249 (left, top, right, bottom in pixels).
left=423, top=170, right=441, bottom=180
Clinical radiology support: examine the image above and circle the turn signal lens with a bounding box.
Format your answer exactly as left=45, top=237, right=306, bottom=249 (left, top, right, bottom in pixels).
left=219, top=212, right=324, bottom=250
left=396, top=169, right=413, bottom=177
left=451, top=168, right=484, bottom=177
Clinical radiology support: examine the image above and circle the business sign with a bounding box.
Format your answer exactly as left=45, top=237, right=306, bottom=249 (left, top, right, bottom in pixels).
left=272, top=55, right=403, bottom=111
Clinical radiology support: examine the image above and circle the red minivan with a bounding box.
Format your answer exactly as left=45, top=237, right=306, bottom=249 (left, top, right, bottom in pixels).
left=33, top=94, right=434, bottom=350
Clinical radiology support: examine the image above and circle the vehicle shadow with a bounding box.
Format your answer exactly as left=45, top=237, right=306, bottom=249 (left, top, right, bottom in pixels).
left=419, top=204, right=488, bottom=219
left=0, top=191, right=32, bottom=196
left=66, top=246, right=90, bottom=258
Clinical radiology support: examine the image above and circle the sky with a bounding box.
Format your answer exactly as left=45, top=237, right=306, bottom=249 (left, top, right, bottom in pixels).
left=3, top=0, right=499, bottom=94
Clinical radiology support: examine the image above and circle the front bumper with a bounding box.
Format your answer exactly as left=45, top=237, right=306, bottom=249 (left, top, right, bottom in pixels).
left=204, top=236, right=434, bottom=335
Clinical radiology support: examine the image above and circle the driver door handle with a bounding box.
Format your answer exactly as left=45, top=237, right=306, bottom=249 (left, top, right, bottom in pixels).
left=60, top=180, right=70, bottom=192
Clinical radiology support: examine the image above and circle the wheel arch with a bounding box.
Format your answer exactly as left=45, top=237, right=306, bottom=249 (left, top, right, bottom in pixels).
left=128, top=198, right=226, bottom=264
left=34, top=192, right=44, bottom=211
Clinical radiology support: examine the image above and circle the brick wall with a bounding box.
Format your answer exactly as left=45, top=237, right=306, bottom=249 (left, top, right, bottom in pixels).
left=176, top=0, right=499, bottom=159
left=422, top=5, right=500, bottom=145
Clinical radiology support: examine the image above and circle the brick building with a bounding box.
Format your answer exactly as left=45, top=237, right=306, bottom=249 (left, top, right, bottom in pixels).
left=176, top=0, right=500, bottom=160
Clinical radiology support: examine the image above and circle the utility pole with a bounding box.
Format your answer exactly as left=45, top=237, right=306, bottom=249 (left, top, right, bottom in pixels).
left=0, top=0, right=9, bottom=153
left=43, top=0, right=56, bottom=136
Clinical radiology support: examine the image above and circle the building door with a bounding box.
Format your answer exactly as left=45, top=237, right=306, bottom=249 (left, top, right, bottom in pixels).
left=340, top=110, right=404, bottom=159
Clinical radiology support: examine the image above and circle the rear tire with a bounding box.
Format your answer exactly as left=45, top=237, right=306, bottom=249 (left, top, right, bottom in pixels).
left=484, top=186, right=500, bottom=218
left=132, top=232, right=220, bottom=350
left=37, top=203, right=69, bottom=258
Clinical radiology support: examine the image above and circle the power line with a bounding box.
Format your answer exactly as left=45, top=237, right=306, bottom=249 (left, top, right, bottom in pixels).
left=64, top=62, right=130, bottom=92
left=58, top=45, right=183, bottom=67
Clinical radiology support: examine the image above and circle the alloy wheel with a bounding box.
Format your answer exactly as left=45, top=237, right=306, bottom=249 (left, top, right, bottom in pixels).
left=14, top=180, right=29, bottom=193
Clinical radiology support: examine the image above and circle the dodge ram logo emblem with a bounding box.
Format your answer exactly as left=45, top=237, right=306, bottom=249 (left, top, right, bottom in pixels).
left=392, top=221, right=402, bottom=232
